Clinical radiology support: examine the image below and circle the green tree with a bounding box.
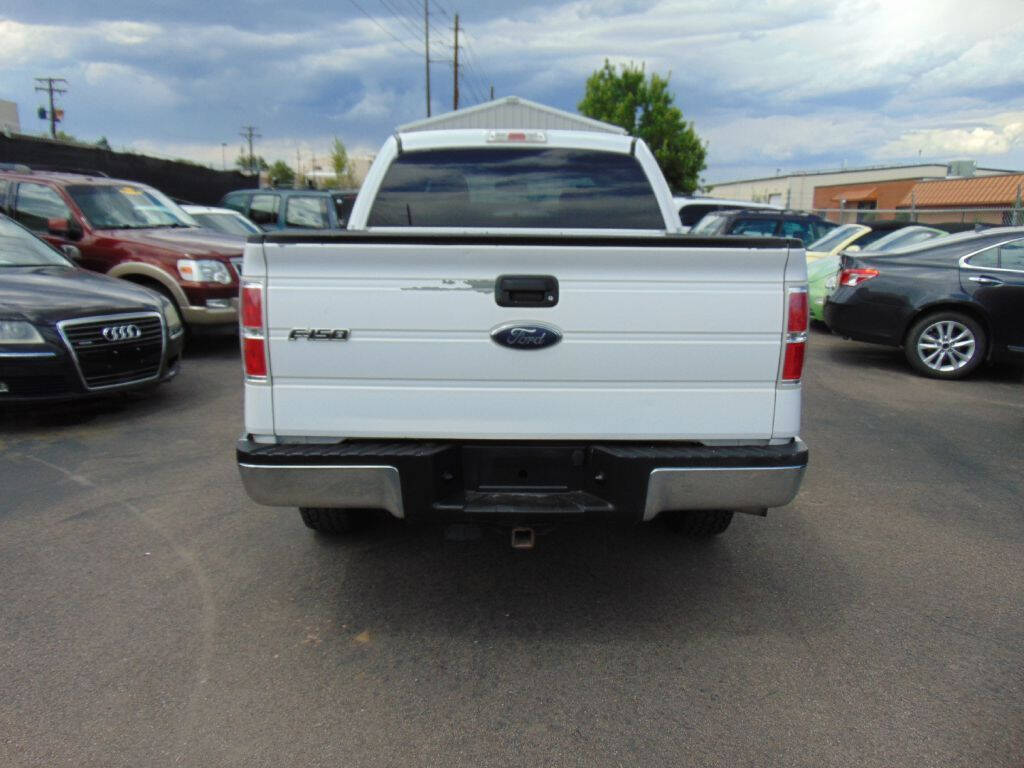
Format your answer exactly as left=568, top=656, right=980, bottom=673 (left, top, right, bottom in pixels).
left=331, top=137, right=357, bottom=187
left=235, top=151, right=268, bottom=175
left=267, top=160, right=295, bottom=188
left=578, top=60, right=706, bottom=194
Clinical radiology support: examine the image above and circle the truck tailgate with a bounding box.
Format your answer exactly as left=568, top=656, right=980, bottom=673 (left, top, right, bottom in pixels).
left=260, top=238, right=792, bottom=440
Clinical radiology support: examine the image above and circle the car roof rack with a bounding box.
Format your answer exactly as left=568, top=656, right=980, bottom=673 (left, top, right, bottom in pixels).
left=19, top=164, right=111, bottom=177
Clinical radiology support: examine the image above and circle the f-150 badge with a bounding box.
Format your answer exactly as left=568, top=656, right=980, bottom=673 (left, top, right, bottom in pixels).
left=491, top=323, right=562, bottom=350
left=288, top=328, right=350, bottom=341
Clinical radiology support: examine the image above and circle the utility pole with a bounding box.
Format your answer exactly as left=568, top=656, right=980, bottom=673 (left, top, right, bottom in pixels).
left=424, top=0, right=431, bottom=117
left=490, top=85, right=494, bottom=101
left=452, top=14, right=460, bottom=111
left=34, top=77, right=68, bottom=139
left=240, top=125, right=260, bottom=176
left=295, top=147, right=302, bottom=189
left=221, top=142, right=227, bottom=170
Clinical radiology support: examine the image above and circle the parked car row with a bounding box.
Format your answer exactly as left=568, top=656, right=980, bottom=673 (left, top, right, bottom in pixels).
left=0, top=165, right=362, bottom=404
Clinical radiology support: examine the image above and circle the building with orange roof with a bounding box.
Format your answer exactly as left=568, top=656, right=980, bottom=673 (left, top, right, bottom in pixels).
left=896, top=174, right=1024, bottom=225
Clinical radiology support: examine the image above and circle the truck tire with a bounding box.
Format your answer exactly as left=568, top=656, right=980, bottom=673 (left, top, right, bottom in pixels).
left=904, top=311, right=985, bottom=380
left=298, top=507, right=370, bottom=535
left=665, top=510, right=734, bottom=537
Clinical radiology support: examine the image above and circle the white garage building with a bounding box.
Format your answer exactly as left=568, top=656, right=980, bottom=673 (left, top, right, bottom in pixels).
left=398, top=96, right=627, bottom=135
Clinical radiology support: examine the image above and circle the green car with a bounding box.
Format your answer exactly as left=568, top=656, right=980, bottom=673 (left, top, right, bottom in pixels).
left=808, top=254, right=841, bottom=323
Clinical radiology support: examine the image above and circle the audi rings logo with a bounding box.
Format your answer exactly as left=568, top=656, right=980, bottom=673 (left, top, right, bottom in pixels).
left=101, top=324, right=142, bottom=342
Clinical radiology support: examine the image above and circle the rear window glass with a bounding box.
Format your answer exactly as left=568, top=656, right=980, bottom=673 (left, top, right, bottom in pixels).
left=1000, top=240, right=1024, bottom=270
left=367, top=148, right=663, bottom=229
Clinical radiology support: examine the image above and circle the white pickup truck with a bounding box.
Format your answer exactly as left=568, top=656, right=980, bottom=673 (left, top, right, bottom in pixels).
left=236, top=129, right=809, bottom=544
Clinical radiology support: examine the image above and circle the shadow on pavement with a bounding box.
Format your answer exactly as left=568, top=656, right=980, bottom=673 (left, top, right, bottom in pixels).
left=282, top=513, right=850, bottom=646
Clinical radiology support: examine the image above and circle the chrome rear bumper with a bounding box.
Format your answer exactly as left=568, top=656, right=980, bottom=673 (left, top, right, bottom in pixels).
left=237, top=438, right=808, bottom=521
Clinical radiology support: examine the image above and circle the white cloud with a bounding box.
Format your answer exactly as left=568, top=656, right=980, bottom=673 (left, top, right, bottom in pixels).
left=879, top=113, right=1024, bottom=159
left=82, top=62, right=182, bottom=107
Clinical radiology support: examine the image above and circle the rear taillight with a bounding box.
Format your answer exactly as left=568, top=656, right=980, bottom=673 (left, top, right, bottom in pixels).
left=839, top=268, right=879, bottom=287
left=781, top=287, right=808, bottom=383
left=241, top=280, right=268, bottom=380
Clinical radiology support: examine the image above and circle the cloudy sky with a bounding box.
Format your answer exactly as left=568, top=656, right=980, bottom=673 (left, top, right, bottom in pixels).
left=2, top=0, right=1023, bottom=184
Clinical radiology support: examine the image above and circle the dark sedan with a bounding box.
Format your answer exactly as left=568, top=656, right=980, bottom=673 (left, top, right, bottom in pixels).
left=824, top=227, right=1024, bottom=379
left=0, top=215, right=185, bottom=402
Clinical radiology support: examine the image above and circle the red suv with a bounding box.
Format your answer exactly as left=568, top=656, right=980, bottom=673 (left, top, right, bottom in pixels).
left=0, top=167, right=243, bottom=330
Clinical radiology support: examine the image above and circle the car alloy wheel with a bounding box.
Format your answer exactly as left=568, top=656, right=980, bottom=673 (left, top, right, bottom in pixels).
left=916, top=319, right=975, bottom=373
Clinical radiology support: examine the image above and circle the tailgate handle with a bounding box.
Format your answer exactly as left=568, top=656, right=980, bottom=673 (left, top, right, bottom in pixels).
left=495, top=275, right=559, bottom=307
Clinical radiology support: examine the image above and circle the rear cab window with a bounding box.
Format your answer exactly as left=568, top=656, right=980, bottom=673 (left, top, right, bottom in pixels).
left=367, top=147, right=663, bottom=229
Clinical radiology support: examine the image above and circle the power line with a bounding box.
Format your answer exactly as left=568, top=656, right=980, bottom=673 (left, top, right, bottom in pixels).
left=376, top=0, right=423, bottom=41
left=347, top=0, right=420, bottom=54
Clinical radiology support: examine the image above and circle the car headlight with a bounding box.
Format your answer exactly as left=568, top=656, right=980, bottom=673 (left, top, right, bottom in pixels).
left=825, top=275, right=837, bottom=291
left=161, top=301, right=184, bottom=338
left=0, top=320, right=45, bottom=345
left=177, top=258, right=233, bottom=285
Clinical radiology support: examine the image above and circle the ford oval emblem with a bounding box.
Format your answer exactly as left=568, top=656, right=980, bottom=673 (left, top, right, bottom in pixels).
left=491, top=322, right=562, bottom=350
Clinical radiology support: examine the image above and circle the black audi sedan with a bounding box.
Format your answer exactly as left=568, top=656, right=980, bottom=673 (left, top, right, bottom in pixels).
left=0, top=214, right=184, bottom=402
left=824, top=227, right=1024, bottom=379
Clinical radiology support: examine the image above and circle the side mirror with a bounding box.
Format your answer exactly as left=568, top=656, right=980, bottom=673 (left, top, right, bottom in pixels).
left=60, top=244, right=82, bottom=261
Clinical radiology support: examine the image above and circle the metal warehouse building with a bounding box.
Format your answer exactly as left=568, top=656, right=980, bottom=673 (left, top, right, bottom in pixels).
left=398, top=96, right=627, bottom=135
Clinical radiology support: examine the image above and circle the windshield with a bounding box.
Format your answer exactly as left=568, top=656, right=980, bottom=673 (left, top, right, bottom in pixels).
left=806, top=224, right=862, bottom=252
left=0, top=216, right=72, bottom=267
left=67, top=184, right=199, bottom=230
left=192, top=211, right=261, bottom=236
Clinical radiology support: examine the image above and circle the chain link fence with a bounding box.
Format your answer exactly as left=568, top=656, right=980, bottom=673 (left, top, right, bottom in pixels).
left=812, top=206, right=1024, bottom=227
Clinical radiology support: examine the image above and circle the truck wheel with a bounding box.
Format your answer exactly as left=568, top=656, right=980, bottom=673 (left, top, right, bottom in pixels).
left=665, top=510, right=734, bottom=537
left=904, top=311, right=985, bottom=379
left=298, top=507, right=370, bottom=535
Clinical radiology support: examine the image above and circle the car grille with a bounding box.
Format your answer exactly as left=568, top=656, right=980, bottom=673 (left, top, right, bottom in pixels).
left=59, top=313, right=165, bottom=390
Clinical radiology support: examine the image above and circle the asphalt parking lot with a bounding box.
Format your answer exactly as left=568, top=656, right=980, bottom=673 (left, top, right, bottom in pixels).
left=1, top=328, right=1022, bottom=768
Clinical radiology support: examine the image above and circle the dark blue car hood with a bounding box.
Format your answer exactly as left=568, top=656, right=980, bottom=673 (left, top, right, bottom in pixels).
left=0, top=266, right=163, bottom=325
